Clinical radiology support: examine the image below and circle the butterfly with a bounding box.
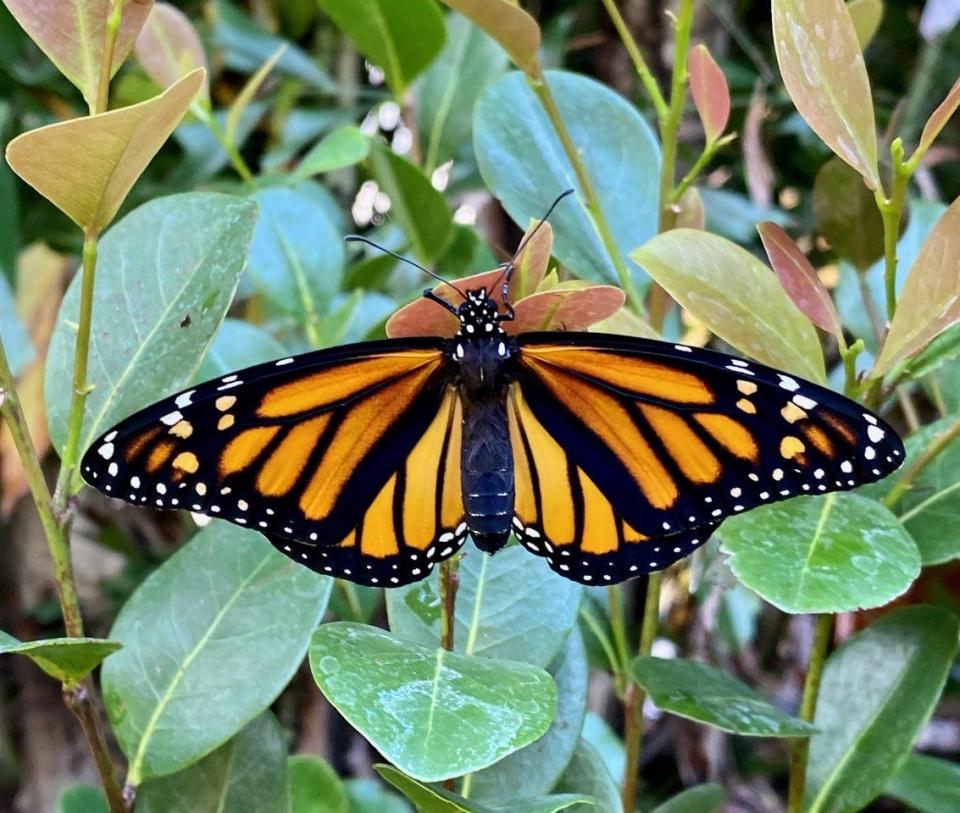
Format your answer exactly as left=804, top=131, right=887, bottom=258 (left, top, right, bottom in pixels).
left=80, top=201, right=904, bottom=587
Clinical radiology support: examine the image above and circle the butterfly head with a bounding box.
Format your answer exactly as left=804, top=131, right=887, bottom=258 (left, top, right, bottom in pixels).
left=456, top=288, right=506, bottom=339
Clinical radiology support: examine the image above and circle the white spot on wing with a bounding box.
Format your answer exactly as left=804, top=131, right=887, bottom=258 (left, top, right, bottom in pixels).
left=175, top=391, right=195, bottom=408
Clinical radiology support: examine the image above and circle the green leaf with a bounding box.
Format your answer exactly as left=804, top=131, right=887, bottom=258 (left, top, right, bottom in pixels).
left=416, top=13, right=508, bottom=172
left=293, top=126, right=370, bottom=181
left=288, top=755, right=348, bottom=813
left=247, top=186, right=343, bottom=328
left=198, top=318, right=287, bottom=382
left=136, top=712, right=289, bottom=813
left=649, top=784, right=724, bottom=813
left=102, top=521, right=332, bottom=783
left=581, top=712, right=624, bottom=785
left=226, top=44, right=286, bottom=147
left=55, top=785, right=108, bottom=813
left=883, top=417, right=960, bottom=565
left=5, top=69, right=204, bottom=230
left=885, top=753, right=960, bottom=813
left=170, top=102, right=268, bottom=185
left=0, top=630, right=120, bottom=686
left=551, top=738, right=619, bottom=813
left=368, top=144, right=453, bottom=264
left=874, top=196, right=960, bottom=377
left=772, top=0, right=880, bottom=188
left=316, top=0, right=444, bottom=95
left=846, top=0, right=884, bottom=49
left=375, top=765, right=589, bottom=813
left=813, top=157, right=885, bottom=273
left=386, top=545, right=581, bottom=668
left=346, top=778, right=413, bottom=813
left=212, top=0, right=334, bottom=92
left=3, top=0, right=154, bottom=108
left=630, top=656, right=814, bottom=737
left=475, top=70, right=660, bottom=287
left=896, top=322, right=960, bottom=381
left=45, top=193, right=257, bottom=465
left=134, top=2, right=210, bottom=101
left=469, top=630, right=588, bottom=802
left=631, top=229, right=826, bottom=383
left=309, top=623, right=556, bottom=782
left=720, top=493, right=920, bottom=614
left=438, top=0, right=540, bottom=73
left=806, top=605, right=960, bottom=813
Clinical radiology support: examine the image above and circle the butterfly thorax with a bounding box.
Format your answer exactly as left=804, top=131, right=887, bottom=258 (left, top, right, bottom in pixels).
left=449, top=288, right=515, bottom=395
left=448, top=288, right=516, bottom=553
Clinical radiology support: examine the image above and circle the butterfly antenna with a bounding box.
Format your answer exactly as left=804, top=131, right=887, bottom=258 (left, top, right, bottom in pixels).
left=492, top=188, right=576, bottom=304
left=512, top=188, right=575, bottom=260
left=344, top=235, right=466, bottom=300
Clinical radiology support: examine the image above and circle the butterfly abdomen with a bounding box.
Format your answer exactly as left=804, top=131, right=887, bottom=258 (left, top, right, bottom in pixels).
left=460, top=393, right=514, bottom=553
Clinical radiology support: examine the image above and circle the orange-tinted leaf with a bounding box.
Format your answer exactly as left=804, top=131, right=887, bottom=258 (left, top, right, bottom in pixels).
left=5, top=69, right=204, bottom=230
left=773, top=0, right=880, bottom=189
left=134, top=2, right=209, bottom=102
left=440, top=0, right=540, bottom=73
left=689, top=44, right=730, bottom=142
left=0, top=244, right=67, bottom=516
left=874, top=198, right=960, bottom=377
left=847, top=0, right=883, bottom=48
left=386, top=268, right=503, bottom=338
left=4, top=0, right=154, bottom=109
left=918, top=75, right=960, bottom=159
left=511, top=220, right=553, bottom=299
left=758, top=221, right=841, bottom=335
left=386, top=221, right=554, bottom=339
left=509, top=283, right=624, bottom=333
left=631, top=229, right=826, bottom=382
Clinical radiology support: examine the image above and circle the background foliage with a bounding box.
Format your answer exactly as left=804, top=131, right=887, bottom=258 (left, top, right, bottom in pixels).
left=0, top=1, right=959, bottom=812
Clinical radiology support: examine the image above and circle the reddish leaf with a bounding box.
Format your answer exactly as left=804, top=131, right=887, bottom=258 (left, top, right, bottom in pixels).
left=385, top=268, right=506, bottom=338
left=134, top=2, right=209, bottom=102
left=4, top=0, right=154, bottom=109
left=918, top=75, right=960, bottom=159
left=509, top=284, right=625, bottom=334
left=758, top=222, right=841, bottom=335
left=689, top=44, right=730, bottom=142
left=386, top=222, right=555, bottom=339
left=874, top=197, right=960, bottom=377
left=773, top=0, right=880, bottom=189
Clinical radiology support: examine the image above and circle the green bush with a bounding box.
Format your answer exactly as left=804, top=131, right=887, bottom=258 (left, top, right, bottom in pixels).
left=1, top=1, right=958, bottom=812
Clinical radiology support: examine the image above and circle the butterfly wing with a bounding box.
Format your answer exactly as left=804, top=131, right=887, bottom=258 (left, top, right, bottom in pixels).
left=264, top=387, right=466, bottom=585
left=81, top=339, right=461, bottom=556
left=514, top=333, right=903, bottom=541
left=508, top=384, right=720, bottom=584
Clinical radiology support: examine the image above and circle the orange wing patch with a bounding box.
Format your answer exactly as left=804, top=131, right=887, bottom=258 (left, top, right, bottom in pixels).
left=269, top=387, right=466, bottom=586
left=508, top=384, right=717, bottom=584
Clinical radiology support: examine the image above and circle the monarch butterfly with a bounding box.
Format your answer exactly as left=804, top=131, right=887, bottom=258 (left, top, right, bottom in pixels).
left=81, top=195, right=904, bottom=586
